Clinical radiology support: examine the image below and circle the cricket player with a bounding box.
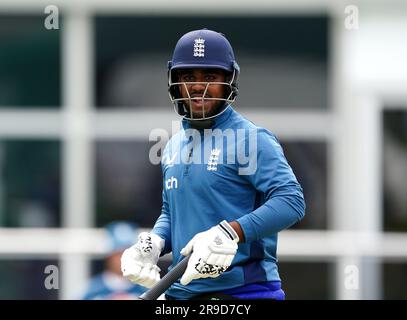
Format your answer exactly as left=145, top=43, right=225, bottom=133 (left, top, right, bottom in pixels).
left=121, top=29, right=305, bottom=299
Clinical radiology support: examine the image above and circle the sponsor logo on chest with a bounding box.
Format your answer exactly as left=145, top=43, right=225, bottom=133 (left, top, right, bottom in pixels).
left=165, top=176, right=178, bottom=190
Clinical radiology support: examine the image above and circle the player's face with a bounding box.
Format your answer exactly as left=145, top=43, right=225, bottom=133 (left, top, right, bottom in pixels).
left=178, top=68, right=226, bottom=118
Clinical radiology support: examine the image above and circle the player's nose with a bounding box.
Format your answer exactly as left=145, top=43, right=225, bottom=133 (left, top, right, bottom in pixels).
left=190, top=81, right=207, bottom=92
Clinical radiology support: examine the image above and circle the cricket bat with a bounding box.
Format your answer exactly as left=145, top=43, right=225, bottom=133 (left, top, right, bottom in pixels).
left=138, top=254, right=190, bottom=300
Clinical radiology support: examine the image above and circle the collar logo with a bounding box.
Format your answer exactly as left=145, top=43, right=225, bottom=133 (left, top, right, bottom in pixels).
left=193, top=38, right=205, bottom=57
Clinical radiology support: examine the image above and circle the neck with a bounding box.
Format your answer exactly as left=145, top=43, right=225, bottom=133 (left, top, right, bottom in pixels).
left=187, top=119, right=215, bottom=129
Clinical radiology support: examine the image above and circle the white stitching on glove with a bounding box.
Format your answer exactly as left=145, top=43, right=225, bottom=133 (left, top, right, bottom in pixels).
left=121, top=232, right=164, bottom=288
left=180, top=220, right=239, bottom=286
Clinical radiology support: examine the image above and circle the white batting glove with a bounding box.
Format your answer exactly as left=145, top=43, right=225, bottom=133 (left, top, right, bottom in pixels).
left=180, top=220, right=239, bottom=286
left=121, top=232, right=164, bottom=288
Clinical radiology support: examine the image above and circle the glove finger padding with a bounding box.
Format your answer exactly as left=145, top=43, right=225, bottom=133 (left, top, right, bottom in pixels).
left=138, top=267, right=160, bottom=288
left=121, top=248, right=141, bottom=276
left=180, top=237, right=195, bottom=257
left=206, top=253, right=228, bottom=267
left=142, top=265, right=161, bottom=288
left=121, top=232, right=164, bottom=288
left=180, top=220, right=239, bottom=286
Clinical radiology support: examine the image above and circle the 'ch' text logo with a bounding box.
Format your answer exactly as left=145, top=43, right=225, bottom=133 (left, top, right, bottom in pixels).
left=165, top=176, right=178, bottom=190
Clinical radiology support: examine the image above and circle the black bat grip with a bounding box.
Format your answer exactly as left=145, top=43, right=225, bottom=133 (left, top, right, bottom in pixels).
left=139, top=255, right=190, bottom=300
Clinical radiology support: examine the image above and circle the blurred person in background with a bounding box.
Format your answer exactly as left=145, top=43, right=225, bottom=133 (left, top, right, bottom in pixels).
left=121, top=29, right=305, bottom=300
left=81, top=221, right=147, bottom=300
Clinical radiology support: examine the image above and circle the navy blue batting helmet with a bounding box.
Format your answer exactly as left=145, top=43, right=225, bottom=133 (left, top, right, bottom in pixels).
left=168, top=29, right=240, bottom=121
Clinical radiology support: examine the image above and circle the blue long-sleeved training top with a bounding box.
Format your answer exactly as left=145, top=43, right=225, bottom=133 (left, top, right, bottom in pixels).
left=152, top=106, right=305, bottom=299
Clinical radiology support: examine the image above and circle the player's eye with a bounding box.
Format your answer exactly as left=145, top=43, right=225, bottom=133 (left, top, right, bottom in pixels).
left=180, top=75, right=194, bottom=82
left=204, top=75, right=216, bottom=81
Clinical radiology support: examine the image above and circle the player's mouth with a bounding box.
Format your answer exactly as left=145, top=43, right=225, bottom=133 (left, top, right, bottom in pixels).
left=190, top=95, right=211, bottom=107
left=191, top=99, right=204, bottom=107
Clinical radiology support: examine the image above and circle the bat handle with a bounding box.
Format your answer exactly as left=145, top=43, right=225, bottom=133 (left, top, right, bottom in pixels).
left=139, top=255, right=190, bottom=300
